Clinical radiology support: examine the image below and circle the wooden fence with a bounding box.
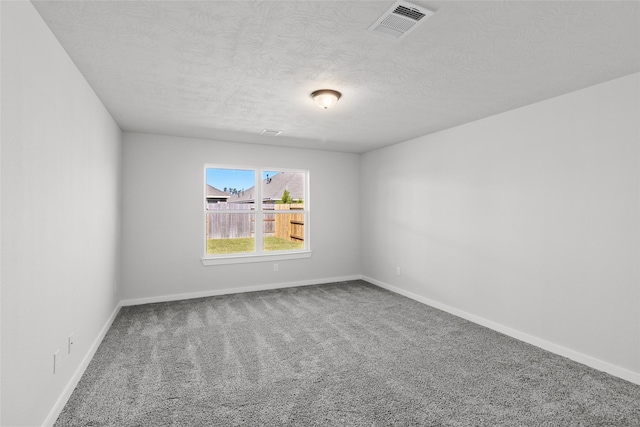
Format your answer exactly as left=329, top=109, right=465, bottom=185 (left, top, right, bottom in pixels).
left=206, top=203, right=304, bottom=242
left=206, top=203, right=253, bottom=239
left=272, top=203, right=304, bottom=242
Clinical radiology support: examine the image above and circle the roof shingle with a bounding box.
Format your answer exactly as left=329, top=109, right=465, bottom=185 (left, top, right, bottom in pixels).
left=230, top=172, right=304, bottom=203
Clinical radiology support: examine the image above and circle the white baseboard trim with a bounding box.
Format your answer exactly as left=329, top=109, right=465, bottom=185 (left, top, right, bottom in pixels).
left=120, top=275, right=363, bottom=307
left=43, top=302, right=122, bottom=427
left=362, top=276, right=640, bottom=386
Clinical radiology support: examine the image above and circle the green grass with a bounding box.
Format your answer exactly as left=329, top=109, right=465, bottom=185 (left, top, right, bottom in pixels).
left=207, top=236, right=303, bottom=255
left=207, top=237, right=254, bottom=254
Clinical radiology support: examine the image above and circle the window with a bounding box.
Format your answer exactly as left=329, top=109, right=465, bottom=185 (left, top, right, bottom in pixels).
left=202, top=166, right=310, bottom=265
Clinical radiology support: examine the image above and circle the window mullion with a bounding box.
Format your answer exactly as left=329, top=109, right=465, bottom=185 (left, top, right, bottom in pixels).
left=254, top=169, right=263, bottom=254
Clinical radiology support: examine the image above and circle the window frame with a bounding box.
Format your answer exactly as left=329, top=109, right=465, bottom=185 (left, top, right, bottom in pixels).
left=201, top=164, right=311, bottom=266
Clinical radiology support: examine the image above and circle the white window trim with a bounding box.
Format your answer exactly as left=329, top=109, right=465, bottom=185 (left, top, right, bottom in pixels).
left=202, top=251, right=312, bottom=266
left=201, top=165, right=311, bottom=266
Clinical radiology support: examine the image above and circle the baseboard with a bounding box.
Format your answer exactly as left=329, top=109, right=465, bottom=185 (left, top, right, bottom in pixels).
left=120, top=275, right=363, bottom=307
left=362, top=276, right=640, bottom=386
left=43, top=302, right=123, bottom=427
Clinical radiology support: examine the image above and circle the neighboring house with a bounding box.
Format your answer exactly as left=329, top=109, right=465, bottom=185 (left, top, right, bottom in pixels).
left=230, top=172, right=304, bottom=203
left=206, top=184, right=230, bottom=204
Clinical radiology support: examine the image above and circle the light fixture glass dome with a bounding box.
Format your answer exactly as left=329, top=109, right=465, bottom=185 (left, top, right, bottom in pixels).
left=311, top=89, right=341, bottom=109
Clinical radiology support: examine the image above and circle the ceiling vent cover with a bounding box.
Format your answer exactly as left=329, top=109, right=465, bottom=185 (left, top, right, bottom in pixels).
left=260, top=129, right=282, bottom=137
left=368, top=1, right=434, bottom=40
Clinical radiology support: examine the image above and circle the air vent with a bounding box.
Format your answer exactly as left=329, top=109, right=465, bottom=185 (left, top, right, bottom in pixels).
left=368, top=1, right=434, bottom=40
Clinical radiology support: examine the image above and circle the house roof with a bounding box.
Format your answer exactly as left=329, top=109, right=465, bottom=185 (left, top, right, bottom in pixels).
left=206, top=185, right=230, bottom=200
left=229, top=172, right=304, bottom=203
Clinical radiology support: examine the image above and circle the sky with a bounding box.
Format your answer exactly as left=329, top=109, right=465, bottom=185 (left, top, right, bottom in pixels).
left=206, top=168, right=278, bottom=192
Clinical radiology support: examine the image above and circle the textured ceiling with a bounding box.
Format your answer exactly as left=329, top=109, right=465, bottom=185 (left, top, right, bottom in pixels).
left=32, top=1, right=640, bottom=153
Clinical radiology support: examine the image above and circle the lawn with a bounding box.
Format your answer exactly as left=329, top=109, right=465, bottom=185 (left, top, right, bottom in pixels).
left=207, top=236, right=303, bottom=254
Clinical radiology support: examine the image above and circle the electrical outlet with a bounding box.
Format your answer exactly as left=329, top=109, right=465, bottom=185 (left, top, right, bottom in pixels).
left=396, top=267, right=401, bottom=276
left=68, top=334, right=74, bottom=354
left=273, top=263, right=279, bottom=272
left=53, top=350, right=59, bottom=374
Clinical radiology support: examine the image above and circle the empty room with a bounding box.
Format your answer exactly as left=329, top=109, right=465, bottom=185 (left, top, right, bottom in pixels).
left=1, top=0, right=639, bottom=426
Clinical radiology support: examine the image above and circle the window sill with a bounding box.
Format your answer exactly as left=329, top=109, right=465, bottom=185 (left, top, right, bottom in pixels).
left=201, top=251, right=312, bottom=266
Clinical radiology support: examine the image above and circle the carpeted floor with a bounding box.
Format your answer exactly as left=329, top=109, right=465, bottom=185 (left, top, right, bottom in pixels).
left=55, top=280, right=640, bottom=426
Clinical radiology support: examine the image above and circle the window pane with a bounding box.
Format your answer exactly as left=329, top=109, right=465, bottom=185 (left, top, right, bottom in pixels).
left=206, top=168, right=255, bottom=207
left=262, top=210, right=305, bottom=252
left=262, top=171, right=305, bottom=204
left=205, top=167, right=257, bottom=255
left=206, top=213, right=255, bottom=255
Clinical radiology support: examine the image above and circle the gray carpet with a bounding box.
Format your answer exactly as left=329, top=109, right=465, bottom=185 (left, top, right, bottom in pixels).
left=55, top=280, right=640, bottom=426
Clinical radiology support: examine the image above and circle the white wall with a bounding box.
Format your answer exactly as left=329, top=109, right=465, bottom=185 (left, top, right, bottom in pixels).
left=361, top=73, right=640, bottom=382
left=1, top=2, right=123, bottom=426
left=121, top=132, right=360, bottom=301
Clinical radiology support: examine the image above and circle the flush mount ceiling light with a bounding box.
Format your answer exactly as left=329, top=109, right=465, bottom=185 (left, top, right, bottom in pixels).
left=311, top=89, right=341, bottom=109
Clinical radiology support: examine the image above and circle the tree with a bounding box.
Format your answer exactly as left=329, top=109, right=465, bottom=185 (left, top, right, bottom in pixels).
left=279, top=189, right=293, bottom=204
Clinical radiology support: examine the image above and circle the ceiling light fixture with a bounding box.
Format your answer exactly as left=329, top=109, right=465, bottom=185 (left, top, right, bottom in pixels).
left=311, top=89, right=341, bottom=109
